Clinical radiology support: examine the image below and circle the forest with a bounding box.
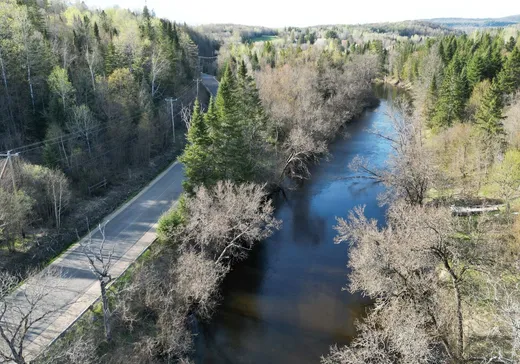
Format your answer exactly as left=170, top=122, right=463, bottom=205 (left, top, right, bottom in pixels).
left=1, top=2, right=380, bottom=363
left=321, top=26, right=520, bottom=364
left=2, top=1, right=520, bottom=363
left=0, top=0, right=215, bottom=274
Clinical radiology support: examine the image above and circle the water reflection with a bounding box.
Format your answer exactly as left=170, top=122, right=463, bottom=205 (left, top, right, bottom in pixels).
left=195, top=86, right=401, bottom=363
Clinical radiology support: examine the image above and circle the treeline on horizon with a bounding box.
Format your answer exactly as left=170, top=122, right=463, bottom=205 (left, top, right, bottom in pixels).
left=3, top=4, right=520, bottom=363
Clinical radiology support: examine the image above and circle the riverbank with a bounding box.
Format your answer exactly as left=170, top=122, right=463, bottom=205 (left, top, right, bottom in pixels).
left=375, top=76, right=413, bottom=91
left=34, top=73, right=390, bottom=364
left=194, top=86, right=399, bottom=363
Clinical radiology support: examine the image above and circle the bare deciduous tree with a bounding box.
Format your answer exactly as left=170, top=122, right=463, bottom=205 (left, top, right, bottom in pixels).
left=68, top=104, right=99, bottom=155
left=280, top=127, right=328, bottom=182
left=150, top=50, right=168, bottom=99
left=333, top=202, right=505, bottom=362
left=81, top=222, right=114, bottom=342
left=0, top=269, right=66, bottom=364
left=177, top=181, right=281, bottom=264
left=85, top=44, right=100, bottom=91
left=349, top=100, right=434, bottom=206
left=322, top=301, right=438, bottom=364
left=173, top=250, right=227, bottom=318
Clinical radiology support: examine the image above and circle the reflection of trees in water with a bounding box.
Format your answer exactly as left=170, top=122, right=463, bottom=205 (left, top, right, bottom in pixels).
left=290, top=186, right=326, bottom=246
left=196, top=89, right=405, bottom=363
left=197, top=230, right=269, bottom=359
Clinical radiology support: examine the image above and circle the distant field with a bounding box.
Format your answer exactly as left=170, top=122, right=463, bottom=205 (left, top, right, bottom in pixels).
left=249, top=35, right=281, bottom=42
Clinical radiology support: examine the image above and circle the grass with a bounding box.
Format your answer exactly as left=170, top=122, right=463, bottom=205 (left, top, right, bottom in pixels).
left=249, top=35, right=281, bottom=43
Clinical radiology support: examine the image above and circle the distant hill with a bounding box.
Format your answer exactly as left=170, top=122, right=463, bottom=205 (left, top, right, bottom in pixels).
left=425, top=15, right=520, bottom=28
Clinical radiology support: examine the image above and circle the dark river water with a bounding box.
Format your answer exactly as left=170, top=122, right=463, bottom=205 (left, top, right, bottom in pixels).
left=195, top=86, right=401, bottom=363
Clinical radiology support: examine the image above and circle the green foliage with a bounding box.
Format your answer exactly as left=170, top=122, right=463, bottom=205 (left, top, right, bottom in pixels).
left=498, top=46, right=520, bottom=94
left=325, top=30, right=338, bottom=39
left=489, top=149, right=520, bottom=204
left=506, top=36, right=517, bottom=52
left=0, top=189, right=34, bottom=251
left=180, top=100, right=213, bottom=193
left=157, top=194, right=187, bottom=241
left=47, top=66, right=75, bottom=111
left=212, top=64, right=254, bottom=182
left=104, top=42, right=120, bottom=76
left=180, top=62, right=270, bottom=194
left=431, top=58, right=468, bottom=128
left=466, top=54, right=486, bottom=87
left=476, top=80, right=505, bottom=138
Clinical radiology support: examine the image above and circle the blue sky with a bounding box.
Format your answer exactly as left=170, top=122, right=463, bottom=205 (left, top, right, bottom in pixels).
left=82, top=0, right=519, bottom=27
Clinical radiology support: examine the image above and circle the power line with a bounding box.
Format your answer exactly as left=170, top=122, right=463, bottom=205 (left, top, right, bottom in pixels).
left=58, top=93, right=199, bottom=168
left=2, top=82, right=198, bottom=156
left=0, top=151, right=20, bottom=192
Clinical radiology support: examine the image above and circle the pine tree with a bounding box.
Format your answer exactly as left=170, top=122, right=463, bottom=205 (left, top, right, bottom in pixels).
left=498, top=46, right=520, bottom=94
left=467, top=54, right=485, bottom=87
left=476, top=80, right=505, bottom=138
left=506, top=36, right=516, bottom=52
left=251, top=52, right=259, bottom=71
left=94, top=22, right=100, bottom=42
left=180, top=100, right=213, bottom=193
left=212, top=64, right=253, bottom=182
left=105, top=42, right=119, bottom=76
left=432, top=59, right=467, bottom=129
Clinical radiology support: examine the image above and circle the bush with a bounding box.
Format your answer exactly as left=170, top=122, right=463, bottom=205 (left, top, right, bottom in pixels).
left=157, top=194, right=187, bottom=242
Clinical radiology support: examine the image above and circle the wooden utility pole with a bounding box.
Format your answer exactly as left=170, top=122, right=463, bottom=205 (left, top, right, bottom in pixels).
left=165, top=97, right=177, bottom=145
left=0, top=150, right=19, bottom=192
left=196, top=57, right=201, bottom=99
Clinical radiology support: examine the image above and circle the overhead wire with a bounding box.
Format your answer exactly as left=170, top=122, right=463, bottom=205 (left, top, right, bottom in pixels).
left=2, top=81, right=199, bottom=156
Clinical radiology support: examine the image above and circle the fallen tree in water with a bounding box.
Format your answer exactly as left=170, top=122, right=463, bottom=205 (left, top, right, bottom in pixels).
left=450, top=204, right=503, bottom=216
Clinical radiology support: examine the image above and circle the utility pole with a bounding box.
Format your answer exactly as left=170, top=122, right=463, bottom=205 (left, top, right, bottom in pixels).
left=196, top=55, right=217, bottom=101
left=195, top=56, right=202, bottom=100
left=0, top=150, right=19, bottom=192
left=165, top=97, right=177, bottom=145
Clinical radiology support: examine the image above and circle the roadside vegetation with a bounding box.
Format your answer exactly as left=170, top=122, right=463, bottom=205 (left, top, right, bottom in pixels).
left=6, top=3, right=520, bottom=363
left=0, top=0, right=215, bottom=276
left=30, top=12, right=380, bottom=364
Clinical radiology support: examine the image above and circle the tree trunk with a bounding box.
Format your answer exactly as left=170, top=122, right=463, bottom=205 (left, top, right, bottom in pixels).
left=85, top=132, right=92, bottom=155
left=445, top=260, right=464, bottom=359
left=60, top=136, right=70, bottom=168
left=27, top=57, right=35, bottom=112
left=453, top=281, right=464, bottom=359
left=0, top=47, right=15, bottom=136
left=100, top=280, right=112, bottom=342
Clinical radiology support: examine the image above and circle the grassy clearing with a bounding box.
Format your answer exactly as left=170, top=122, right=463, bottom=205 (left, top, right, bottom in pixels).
left=249, top=35, right=281, bottom=43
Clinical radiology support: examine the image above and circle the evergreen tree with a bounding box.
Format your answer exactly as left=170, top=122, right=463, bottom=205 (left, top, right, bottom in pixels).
left=506, top=36, right=516, bottom=52
left=467, top=54, right=485, bottom=87
left=180, top=100, right=213, bottom=193
left=251, top=52, right=259, bottom=70
left=498, top=46, right=520, bottom=94
left=212, top=65, right=254, bottom=182
left=105, top=42, right=120, bottom=75
left=424, top=74, right=438, bottom=123
left=476, top=80, right=505, bottom=138
left=432, top=59, right=467, bottom=128
left=94, top=22, right=100, bottom=42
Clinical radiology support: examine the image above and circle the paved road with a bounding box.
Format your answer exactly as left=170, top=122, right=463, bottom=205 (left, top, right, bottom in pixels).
left=3, top=161, right=184, bottom=361
left=201, top=73, right=219, bottom=98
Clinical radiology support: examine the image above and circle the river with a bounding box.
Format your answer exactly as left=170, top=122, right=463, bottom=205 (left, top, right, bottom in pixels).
left=195, top=86, right=401, bottom=363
